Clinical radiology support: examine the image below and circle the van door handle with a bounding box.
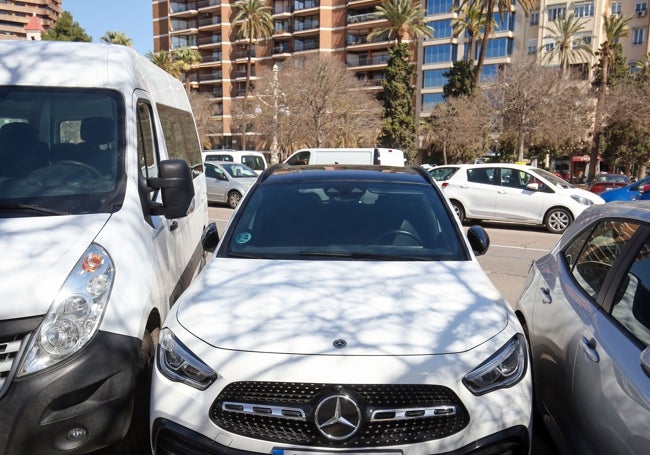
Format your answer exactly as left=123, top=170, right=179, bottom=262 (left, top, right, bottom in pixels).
left=580, top=337, right=600, bottom=363
left=169, top=221, right=178, bottom=232
left=540, top=287, right=552, bottom=304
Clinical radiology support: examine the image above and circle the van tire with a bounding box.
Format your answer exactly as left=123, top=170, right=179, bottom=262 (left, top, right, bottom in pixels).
left=114, top=328, right=157, bottom=453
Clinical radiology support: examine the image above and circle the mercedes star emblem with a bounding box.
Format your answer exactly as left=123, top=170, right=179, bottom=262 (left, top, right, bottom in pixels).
left=314, top=394, right=361, bottom=440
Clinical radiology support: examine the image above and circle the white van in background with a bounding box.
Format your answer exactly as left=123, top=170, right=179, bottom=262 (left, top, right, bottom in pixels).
left=202, top=149, right=268, bottom=174
left=0, top=41, right=208, bottom=454
left=285, top=147, right=406, bottom=166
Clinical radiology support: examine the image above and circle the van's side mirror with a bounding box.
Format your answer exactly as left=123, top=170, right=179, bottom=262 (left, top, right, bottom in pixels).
left=467, top=225, right=490, bottom=256
left=148, top=159, right=195, bottom=219
left=201, top=222, right=220, bottom=253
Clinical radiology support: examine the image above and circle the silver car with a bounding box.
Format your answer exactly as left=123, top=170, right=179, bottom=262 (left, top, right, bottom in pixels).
left=204, top=162, right=257, bottom=208
left=515, top=201, right=650, bottom=454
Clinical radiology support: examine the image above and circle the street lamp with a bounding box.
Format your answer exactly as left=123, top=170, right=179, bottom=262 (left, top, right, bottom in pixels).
left=270, top=63, right=280, bottom=165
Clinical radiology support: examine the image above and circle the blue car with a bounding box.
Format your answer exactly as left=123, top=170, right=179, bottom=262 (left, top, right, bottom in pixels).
left=600, top=175, right=650, bottom=202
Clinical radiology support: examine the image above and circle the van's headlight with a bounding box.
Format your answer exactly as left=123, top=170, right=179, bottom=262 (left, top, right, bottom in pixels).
left=157, top=328, right=217, bottom=390
left=17, top=244, right=114, bottom=376
left=463, top=334, right=527, bottom=395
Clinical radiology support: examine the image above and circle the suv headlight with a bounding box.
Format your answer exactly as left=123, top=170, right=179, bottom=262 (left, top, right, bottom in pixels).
left=157, top=328, right=217, bottom=390
left=463, top=334, right=527, bottom=395
left=571, top=194, right=595, bottom=206
left=17, top=244, right=114, bottom=376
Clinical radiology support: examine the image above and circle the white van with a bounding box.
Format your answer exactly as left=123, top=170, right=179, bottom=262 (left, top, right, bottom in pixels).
left=202, top=149, right=268, bottom=174
left=285, top=147, right=406, bottom=166
left=0, top=41, right=208, bottom=454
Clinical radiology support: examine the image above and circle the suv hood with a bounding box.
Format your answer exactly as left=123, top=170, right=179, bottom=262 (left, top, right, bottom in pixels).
left=176, top=259, right=509, bottom=356
left=0, top=214, right=110, bottom=319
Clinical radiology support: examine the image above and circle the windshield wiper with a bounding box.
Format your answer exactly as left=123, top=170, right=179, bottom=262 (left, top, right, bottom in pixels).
left=298, top=251, right=428, bottom=261
left=0, top=203, right=70, bottom=216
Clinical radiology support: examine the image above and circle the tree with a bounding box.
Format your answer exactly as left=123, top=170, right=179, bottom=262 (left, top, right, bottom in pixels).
left=589, top=13, right=631, bottom=180
left=41, top=11, right=91, bottom=42
left=232, top=0, right=274, bottom=150
left=378, top=43, right=418, bottom=161
left=101, top=31, right=133, bottom=47
left=147, top=50, right=181, bottom=78
left=473, top=0, right=536, bottom=88
left=542, top=13, right=593, bottom=78
left=451, top=0, right=493, bottom=63
left=443, top=60, right=475, bottom=98
left=173, top=47, right=202, bottom=92
left=367, top=0, right=433, bottom=44
left=188, top=92, right=221, bottom=150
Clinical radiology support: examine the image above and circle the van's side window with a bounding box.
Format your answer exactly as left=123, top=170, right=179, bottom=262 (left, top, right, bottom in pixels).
left=157, top=103, right=202, bottom=166
left=287, top=151, right=310, bottom=165
left=137, top=101, right=159, bottom=179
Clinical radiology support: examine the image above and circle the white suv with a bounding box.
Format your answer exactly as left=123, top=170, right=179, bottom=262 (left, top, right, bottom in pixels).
left=150, top=165, right=532, bottom=455
left=430, top=163, right=604, bottom=233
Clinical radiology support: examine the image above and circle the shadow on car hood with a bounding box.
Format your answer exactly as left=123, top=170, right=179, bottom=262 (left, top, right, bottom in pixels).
left=175, top=259, right=509, bottom=356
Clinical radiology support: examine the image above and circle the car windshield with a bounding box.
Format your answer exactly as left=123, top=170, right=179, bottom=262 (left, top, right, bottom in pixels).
left=0, top=87, right=125, bottom=216
left=532, top=168, right=574, bottom=189
left=221, top=178, right=468, bottom=261
left=221, top=163, right=257, bottom=178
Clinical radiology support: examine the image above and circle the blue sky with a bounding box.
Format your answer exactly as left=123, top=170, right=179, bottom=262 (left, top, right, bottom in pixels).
left=62, top=0, right=154, bottom=55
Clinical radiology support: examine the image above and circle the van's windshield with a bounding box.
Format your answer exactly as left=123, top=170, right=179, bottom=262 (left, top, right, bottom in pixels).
left=0, top=87, right=125, bottom=216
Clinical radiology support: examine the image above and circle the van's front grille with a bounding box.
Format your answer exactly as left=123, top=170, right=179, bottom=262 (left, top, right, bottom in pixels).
left=210, top=382, right=469, bottom=447
left=0, top=334, right=26, bottom=392
left=0, top=317, right=41, bottom=397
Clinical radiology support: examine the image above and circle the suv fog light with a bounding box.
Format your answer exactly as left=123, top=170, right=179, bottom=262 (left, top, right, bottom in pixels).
left=66, top=427, right=88, bottom=441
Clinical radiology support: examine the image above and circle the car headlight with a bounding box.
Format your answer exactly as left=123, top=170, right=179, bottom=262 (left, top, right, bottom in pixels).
left=157, top=328, right=217, bottom=390
left=17, top=244, right=114, bottom=376
left=463, top=334, right=527, bottom=395
left=571, top=194, right=595, bottom=206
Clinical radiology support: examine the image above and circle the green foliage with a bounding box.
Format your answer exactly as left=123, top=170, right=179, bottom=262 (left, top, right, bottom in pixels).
left=101, top=31, right=133, bottom=47
left=378, top=43, right=416, bottom=161
left=367, top=0, right=433, bottom=44
left=42, top=11, right=91, bottom=42
left=443, top=60, right=475, bottom=98
left=592, top=43, right=628, bottom=88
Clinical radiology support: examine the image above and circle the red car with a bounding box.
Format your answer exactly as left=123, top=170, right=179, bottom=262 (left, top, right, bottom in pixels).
left=588, top=173, right=631, bottom=194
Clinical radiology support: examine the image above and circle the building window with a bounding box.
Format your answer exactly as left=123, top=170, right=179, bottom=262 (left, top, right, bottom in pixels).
left=424, top=44, right=456, bottom=64
left=548, top=6, right=566, bottom=21
left=295, top=15, right=319, bottom=31
left=573, top=34, right=592, bottom=47
left=528, top=39, right=537, bottom=55
left=530, top=11, right=540, bottom=26
left=429, top=19, right=452, bottom=39
left=574, top=2, right=594, bottom=18
left=611, top=2, right=622, bottom=16
left=423, top=69, right=448, bottom=88
left=422, top=93, right=445, bottom=111
left=427, top=0, right=454, bottom=15
left=636, top=2, right=648, bottom=14
left=493, top=12, right=513, bottom=32
left=632, top=27, right=645, bottom=45
left=480, top=64, right=501, bottom=82
left=474, top=37, right=512, bottom=59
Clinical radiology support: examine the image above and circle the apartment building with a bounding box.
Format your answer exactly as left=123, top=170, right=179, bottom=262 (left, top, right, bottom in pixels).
left=152, top=0, right=650, bottom=149
left=0, top=0, right=61, bottom=40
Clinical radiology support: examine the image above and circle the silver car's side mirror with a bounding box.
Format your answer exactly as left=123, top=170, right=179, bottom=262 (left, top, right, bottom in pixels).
left=642, top=347, right=650, bottom=378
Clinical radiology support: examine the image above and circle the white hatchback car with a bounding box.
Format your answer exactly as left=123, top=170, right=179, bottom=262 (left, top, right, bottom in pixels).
left=150, top=165, right=532, bottom=455
left=430, top=163, right=604, bottom=233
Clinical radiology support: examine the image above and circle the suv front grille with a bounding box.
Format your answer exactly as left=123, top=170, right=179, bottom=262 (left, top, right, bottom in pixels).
left=210, top=382, right=469, bottom=447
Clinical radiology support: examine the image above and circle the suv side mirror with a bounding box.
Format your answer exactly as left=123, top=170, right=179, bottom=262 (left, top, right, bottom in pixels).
left=148, top=159, right=195, bottom=219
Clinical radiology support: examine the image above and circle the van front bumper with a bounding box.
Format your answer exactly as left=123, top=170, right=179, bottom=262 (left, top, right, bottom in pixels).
left=0, top=330, right=140, bottom=455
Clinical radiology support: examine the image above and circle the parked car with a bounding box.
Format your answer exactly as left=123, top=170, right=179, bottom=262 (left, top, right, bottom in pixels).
left=600, top=175, right=650, bottom=202
left=151, top=165, right=533, bottom=455
left=515, top=201, right=650, bottom=454
left=204, top=161, right=257, bottom=208
left=202, top=149, right=268, bottom=175
left=587, top=173, right=631, bottom=194
left=432, top=163, right=604, bottom=233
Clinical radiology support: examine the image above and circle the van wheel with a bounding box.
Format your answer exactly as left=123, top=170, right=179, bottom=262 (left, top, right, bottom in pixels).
left=545, top=208, right=572, bottom=234
left=228, top=191, right=242, bottom=209
left=114, top=328, right=157, bottom=453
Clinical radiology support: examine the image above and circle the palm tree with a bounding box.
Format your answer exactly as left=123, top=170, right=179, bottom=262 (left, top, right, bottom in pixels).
left=451, top=0, right=494, bottom=63
left=100, top=31, right=133, bottom=47
left=173, top=47, right=202, bottom=92
left=232, top=0, right=273, bottom=150
left=541, top=13, right=593, bottom=78
left=367, top=0, right=433, bottom=45
left=473, top=0, right=536, bottom=88
left=146, top=50, right=181, bottom=78
left=589, top=13, right=631, bottom=180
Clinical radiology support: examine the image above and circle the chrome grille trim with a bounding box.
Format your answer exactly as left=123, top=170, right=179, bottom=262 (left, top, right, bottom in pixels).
left=371, top=405, right=457, bottom=421
left=0, top=337, right=24, bottom=390
left=222, top=401, right=307, bottom=420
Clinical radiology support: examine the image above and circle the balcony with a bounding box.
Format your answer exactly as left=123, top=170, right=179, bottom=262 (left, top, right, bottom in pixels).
left=170, top=1, right=198, bottom=17
left=347, top=12, right=382, bottom=24
left=295, top=38, right=319, bottom=51
left=197, top=0, right=221, bottom=10
left=294, top=0, right=319, bottom=11
left=346, top=52, right=390, bottom=67
left=234, top=49, right=256, bottom=59
left=198, top=34, right=222, bottom=46
left=198, top=16, right=221, bottom=28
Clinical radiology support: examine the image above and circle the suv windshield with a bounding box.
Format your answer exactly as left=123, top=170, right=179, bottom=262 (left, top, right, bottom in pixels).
left=0, top=87, right=125, bottom=216
left=221, top=178, right=467, bottom=261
